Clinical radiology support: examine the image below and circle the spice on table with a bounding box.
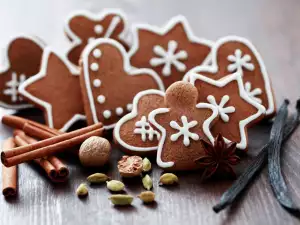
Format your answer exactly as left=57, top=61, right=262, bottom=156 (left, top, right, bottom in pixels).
left=142, top=174, right=153, bottom=190
left=106, top=180, right=125, bottom=192
left=109, top=194, right=133, bottom=206
left=117, top=155, right=143, bottom=177
left=79, top=136, right=111, bottom=167
left=76, top=183, right=88, bottom=197
left=159, top=173, right=178, bottom=185
left=87, top=173, right=109, bottom=183
left=213, top=99, right=300, bottom=213
left=2, top=138, right=18, bottom=197
left=138, top=191, right=155, bottom=203
left=142, top=157, right=151, bottom=172
left=195, top=134, right=240, bottom=180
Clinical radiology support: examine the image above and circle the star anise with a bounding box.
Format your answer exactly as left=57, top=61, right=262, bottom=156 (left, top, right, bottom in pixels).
left=195, top=134, right=240, bottom=180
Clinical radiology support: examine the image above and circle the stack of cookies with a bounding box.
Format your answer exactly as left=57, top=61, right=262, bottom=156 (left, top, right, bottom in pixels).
left=0, top=9, right=275, bottom=171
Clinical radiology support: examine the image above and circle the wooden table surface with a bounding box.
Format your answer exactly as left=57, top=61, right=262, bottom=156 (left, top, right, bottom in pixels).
left=1, top=0, right=300, bottom=225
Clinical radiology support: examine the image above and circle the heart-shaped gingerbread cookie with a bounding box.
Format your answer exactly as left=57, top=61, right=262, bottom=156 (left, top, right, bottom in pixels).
left=80, top=38, right=165, bottom=129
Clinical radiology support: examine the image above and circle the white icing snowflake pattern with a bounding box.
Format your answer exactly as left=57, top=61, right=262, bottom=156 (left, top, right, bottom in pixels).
left=227, top=49, right=255, bottom=72
left=169, top=116, right=199, bottom=146
left=134, top=116, right=160, bottom=142
left=150, top=40, right=188, bottom=76
left=207, top=95, right=235, bottom=123
left=244, top=82, right=262, bottom=104
left=3, top=72, right=26, bottom=102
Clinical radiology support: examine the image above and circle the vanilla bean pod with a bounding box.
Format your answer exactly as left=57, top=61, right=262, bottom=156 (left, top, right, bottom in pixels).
left=213, top=99, right=300, bottom=213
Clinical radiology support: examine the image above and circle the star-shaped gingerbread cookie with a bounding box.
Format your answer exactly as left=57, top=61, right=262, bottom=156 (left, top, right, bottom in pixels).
left=128, top=15, right=213, bottom=88
left=0, top=35, right=44, bottom=109
left=18, top=47, right=85, bottom=131
left=65, top=9, right=129, bottom=66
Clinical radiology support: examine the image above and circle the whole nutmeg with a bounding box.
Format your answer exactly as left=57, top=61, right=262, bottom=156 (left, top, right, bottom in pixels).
left=79, top=136, right=111, bottom=167
left=117, top=155, right=143, bottom=177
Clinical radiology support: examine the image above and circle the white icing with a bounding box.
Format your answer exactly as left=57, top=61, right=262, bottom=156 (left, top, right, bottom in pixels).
left=103, top=110, right=111, bottom=119
left=134, top=116, right=160, bottom=142
left=93, top=79, right=101, bottom=87
left=90, top=63, right=99, bottom=71
left=97, top=95, right=105, bottom=104
left=188, top=68, right=266, bottom=149
left=245, top=82, right=262, bottom=104
left=81, top=39, right=165, bottom=130
left=94, top=24, right=103, bottom=34
left=113, top=89, right=165, bottom=152
left=88, top=37, right=95, bottom=43
left=93, top=49, right=102, bottom=58
left=116, top=107, right=124, bottom=116
left=207, top=95, right=235, bottom=122
left=149, top=40, right=188, bottom=76
left=169, top=115, right=199, bottom=146
left=104, top=16, right=121, bottom=37
left=126, top=104, right=133, bottom=112
left=3, top=72, right=26, bottom=102
left=227, top=49, right=254, bottom=72
left=18, top=47, right=86, bottom=132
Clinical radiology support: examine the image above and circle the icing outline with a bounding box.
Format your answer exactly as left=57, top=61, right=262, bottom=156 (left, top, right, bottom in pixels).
left=18, top=47, right=86, bottom=132
left=81, top=38, right=165, bottom=130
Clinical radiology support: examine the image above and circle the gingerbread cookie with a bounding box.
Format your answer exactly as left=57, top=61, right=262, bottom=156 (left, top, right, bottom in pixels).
left=114, top=89, right=165, bottom=155
left=65, top=9, right=129, bottom=66
left=18, top=47, right=85, bottom=131
left=0, top=35, right=44, bottom=109
left=189, top=71, right=266, bottom=150
left=80, top=38, right=164, bottom=129
left=186, top=36, right=275, bottom=116
left=128, top=15, right=213, bottom=88
left=148, top=81, right=219, bottom=171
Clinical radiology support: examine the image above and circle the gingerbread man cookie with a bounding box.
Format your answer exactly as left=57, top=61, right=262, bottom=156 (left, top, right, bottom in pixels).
left=186, top=36, right=275, bottom=116
left=114, top=89, right=165, bottom=155
left=148, top=81, right=219, bottom=171
left=18, top=47, right=85, bottom=131
left=65, top=9, right=129, bottom=66
left=0, top=35, right=44, bottom=109
left=128, top=15, right=213, bottom=88
left=189, top=71, right=266, bottom=150
left=79, top=38, right=164, bottom=129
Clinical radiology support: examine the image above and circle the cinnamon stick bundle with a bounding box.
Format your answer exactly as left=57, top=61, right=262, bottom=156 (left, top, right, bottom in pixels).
left=2, top=138, right=17, bottom=197
left=1, top=123, right=104, bottom=167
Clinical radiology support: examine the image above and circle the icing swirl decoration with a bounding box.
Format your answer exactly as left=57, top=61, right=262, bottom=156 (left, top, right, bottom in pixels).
left=150, top=40, right=188, bottom=76
left=207, top=95, right=235, bottom=123
left=227, top=49, right=255, bottom=72
left=134, top=116, right=160, bottom=142
left=169, top=115, right=199, bottom=146
left=244, top=82, right=262, bottom=104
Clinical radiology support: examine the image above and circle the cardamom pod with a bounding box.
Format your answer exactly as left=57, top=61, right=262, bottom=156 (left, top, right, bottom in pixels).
left=159, top=173, right=178, bottom=185
left=109, top=194, right=134, bottom=205
left=138, top=191, right=155, bottom=203
left=142, top=157, right=152, bottom=172
left=87, top=173, right=109, bottom=183
left=142, top=174, right=153, bottom=190
left=76, top=183, right=88, bottom=196
left=106, top=180, right=125, bottom=192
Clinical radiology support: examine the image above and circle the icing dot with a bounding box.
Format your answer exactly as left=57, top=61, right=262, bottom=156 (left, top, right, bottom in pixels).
left=94, top=25, right=103, bottom=34
left=90, top=63, right=99, bottom=71
left=93, top=79, right=101, bottom=87
left=103, top=110, right=111, bottom=119
left=97, top=95, right=106, bottom=104
left=116, top=107, right=124, bottom=116
left=126, top=104, right=133, bottom=112
left=88, top=37, right=95, bottom=43
left=93, top=49, right=102, bottom=58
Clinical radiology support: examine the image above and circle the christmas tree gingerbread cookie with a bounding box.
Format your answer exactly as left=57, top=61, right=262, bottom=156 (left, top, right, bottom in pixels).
left=129, top=15, right=213, bottom=88
left=114, top=89, right=165, bottom=155
left=148, top=81, right=219, bottom=171
left=65, top=9, right=129, bottom=66
left=79, top=38, right=164, bottom=129
left=0, top=35, right=44, bottom=109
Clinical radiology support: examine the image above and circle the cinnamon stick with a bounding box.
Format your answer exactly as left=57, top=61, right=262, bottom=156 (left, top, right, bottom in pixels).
left=2, top=138, right=17, bottom=197
left=2, top=126, right=103, bottom=167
